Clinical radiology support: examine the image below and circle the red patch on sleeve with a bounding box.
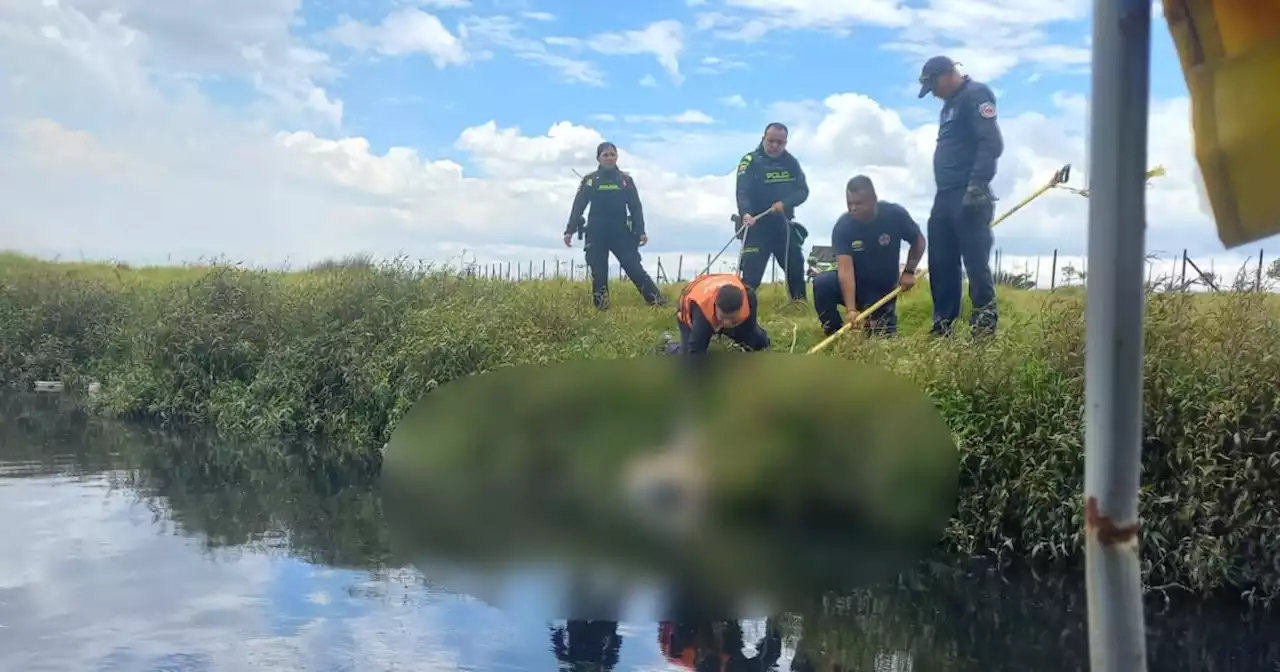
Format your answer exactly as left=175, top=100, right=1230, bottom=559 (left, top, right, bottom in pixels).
left=978, top=102, right=996, bottom=119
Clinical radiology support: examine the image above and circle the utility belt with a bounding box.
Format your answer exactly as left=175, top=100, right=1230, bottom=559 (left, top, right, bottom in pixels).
left=574, top=216, right=639, bottom=240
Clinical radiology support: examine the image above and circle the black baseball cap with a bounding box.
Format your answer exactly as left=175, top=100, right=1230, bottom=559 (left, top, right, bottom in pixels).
left=917, top=55, right=958, bottom=98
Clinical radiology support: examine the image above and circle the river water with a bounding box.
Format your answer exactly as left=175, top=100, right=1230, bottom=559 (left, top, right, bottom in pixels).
left=1, top=393, right=1277, bottom=672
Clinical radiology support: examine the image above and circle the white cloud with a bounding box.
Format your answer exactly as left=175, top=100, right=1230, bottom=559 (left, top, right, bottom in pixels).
left=327, top=9, right=468, bottom=67
left=522, top=11, right=555, bottom=21
left=548, top=20, right=686, bottom=84
left=409, top=0, right=473, bottom=7
left=719, top=94, right=748, bottom=108
left=695, top=55, right=747, bottom=75
left=638, top=73, right=658, bottom=87
left=722, top=0, right=912, bottom=32
left=623, top=110, right=717, bottom=125
left=458, top=15, right=603, bottom=85
left=2, top=0, right=343, bottom=127
left=0, top=0, right=1267, bottom=282
left=706, top=0, right=1092, bottom=82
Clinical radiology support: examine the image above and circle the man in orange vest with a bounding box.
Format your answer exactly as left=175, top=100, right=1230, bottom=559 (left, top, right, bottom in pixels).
left=664, top=273, right=770, bottom=355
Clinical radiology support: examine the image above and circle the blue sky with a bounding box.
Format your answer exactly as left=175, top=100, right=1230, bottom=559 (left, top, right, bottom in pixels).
left=309, top=0, right=1188, bottom=169
left=3, top=0, right=1274, bottom=283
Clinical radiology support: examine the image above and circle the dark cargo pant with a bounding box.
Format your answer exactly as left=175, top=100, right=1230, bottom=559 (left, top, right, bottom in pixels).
left=738, top=216, right=807, bottom=301
left=926, top=186, right=998, bottom=336
left=811, top=270, right=899, bottom=337
left=585, top=230, right=663, bottom=310
left=671, top=316, right=771, bottom=354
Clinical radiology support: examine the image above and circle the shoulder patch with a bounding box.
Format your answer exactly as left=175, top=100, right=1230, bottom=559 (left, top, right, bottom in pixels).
left=737, top=154, right=753, bottom=176
left=978, top=101, right=996, bottom=119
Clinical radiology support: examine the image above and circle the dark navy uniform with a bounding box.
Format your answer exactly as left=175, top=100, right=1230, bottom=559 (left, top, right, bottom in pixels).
left=566, top=167, right=663, bottom=309
left=551, top=621, right=621, bottom=672
left=734, top=145, right=810, bottom=300
left=813, top=202, right=923, bottom=337
left=919, top=56, right=1004, bottom=337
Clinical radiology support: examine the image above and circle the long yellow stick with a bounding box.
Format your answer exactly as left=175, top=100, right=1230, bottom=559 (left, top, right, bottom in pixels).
left=806, top=164, right=1073, bottom=355
left=1054, top=165, right=1165, bottom=198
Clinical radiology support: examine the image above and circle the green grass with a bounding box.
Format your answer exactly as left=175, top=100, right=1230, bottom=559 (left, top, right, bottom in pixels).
left=3, top=250, right=1280, bottom=605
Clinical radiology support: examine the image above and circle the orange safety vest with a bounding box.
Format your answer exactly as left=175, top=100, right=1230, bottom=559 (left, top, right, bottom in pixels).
left=658, top=622, right=731, bottom=672
left=677, top=274, right=750, bottom=329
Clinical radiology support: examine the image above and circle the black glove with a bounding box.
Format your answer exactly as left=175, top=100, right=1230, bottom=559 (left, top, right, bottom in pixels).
left=962, top=183, right=994, bottom=207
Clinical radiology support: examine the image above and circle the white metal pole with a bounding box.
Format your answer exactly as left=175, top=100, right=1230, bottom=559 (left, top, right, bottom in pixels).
left=1084, top=0, right=1150, bottom=669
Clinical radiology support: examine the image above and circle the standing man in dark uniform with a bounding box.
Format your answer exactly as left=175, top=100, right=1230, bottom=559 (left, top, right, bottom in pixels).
left=917, top=56, right=1004, bottom=337
left=734, top=122, right=810, bottom=303
left=812, top=175, right=926, bottom=337
left=564, top=141, right=666, bottom=310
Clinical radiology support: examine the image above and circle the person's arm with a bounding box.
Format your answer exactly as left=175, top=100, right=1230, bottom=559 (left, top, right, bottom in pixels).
left=624, top=173, right=645, bottom=236
left=739, top=289, right=771, bottom=351
left=782, top=156, right=809, bottom=209
left=735, top=152, right=755, bottom=216
left=566, top=175, right=592, bottom=235
left=686, top=303, right=715, bottom=354
left=896, top=204, right=926, bottom=273
left=966, top=85, right=1005, bottom=187
left=832, top=218, right=857, bottom=310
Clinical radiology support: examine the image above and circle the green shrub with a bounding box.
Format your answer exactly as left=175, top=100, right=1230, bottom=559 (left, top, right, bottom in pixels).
left=2, top=253, right=1279, bottom=604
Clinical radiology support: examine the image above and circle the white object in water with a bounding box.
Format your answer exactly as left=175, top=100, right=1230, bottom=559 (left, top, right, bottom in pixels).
left=87, top=381, right=103, bottom=398
left=622, top=425, right=708, bottom=539
left=33, top=381, right=64, bottom=393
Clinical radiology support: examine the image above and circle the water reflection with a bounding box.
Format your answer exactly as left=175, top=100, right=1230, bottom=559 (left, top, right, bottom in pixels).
left=656, top=620, right=783, bottom=672
left=551, top=621, right=622, bottom=671
left=2, top=393, right=1278, bottom=671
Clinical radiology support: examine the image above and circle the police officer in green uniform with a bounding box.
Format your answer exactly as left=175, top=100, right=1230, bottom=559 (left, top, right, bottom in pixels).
left=734, top=122, right=810, bottom=302
left=564, top=142, right=665, bottom=310
left=806, top=246, right=837, bottom=278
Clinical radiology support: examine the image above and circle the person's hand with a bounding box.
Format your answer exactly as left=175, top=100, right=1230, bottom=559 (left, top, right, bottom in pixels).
left=845, top=307, right=864, bottom=327
left=898, top=271, right=916, bottom=291
left=563, top=233, right=573, bottom=247
left=742, top=214, right=757, bottom=227
left=638, top=234, right=648, bottom=246
left=962, top=183, right=990, bottom=207
left=770, top=201, right=785, bottom=213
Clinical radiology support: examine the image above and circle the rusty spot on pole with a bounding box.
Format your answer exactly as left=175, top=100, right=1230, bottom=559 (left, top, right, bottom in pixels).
left=1085, top=496, right=1139, bottom=545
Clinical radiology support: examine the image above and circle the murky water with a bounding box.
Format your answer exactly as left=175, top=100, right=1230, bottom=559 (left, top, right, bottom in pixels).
left=2, top=394, right=1277, bottom=672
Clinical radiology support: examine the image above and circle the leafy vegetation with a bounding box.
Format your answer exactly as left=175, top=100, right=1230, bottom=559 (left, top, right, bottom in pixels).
left=2, top=251, right=1280, bottom=604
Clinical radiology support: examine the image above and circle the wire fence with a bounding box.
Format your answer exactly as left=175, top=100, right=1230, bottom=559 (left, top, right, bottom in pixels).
left=447, top=247, right=1280, bottom=294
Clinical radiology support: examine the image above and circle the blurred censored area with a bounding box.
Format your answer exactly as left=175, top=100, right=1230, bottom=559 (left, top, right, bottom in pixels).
left=381, top=354, right=958, bottom=620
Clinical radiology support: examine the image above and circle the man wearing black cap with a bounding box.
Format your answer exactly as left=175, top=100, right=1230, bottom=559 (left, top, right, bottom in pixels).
left=917, top=55, right=1004, bottom=338
left=565, top=141, right=666, bottom=310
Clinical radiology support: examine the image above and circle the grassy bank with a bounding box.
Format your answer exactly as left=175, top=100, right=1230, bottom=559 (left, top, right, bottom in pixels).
left=3, top=252, right=1280, bottom=604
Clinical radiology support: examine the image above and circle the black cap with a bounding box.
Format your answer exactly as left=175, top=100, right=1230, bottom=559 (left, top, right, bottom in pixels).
left=917, top=55, right=957, bottom=98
